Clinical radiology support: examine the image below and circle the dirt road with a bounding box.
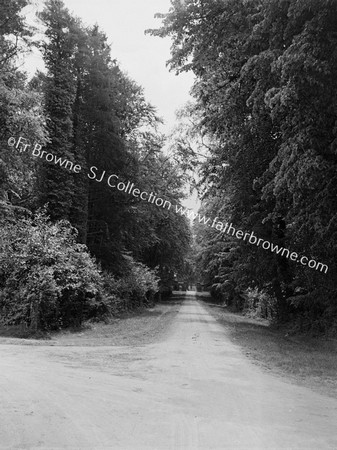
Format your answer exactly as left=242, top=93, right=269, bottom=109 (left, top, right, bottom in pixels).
left=1, top=294, right=337, bottom=449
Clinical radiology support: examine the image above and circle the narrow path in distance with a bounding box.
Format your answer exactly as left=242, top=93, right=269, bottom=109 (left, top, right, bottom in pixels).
left=0, top=293, right=337, bottom=449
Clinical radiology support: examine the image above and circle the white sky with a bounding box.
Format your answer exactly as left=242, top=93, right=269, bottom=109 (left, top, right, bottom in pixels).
left=23, top=0, right=194, bottom=133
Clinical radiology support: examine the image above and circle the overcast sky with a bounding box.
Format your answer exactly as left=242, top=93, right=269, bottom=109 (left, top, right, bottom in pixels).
left=24, top=0, right=194, bottom=133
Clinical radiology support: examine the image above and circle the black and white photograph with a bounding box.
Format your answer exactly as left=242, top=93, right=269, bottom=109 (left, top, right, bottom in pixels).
left=0, top=0, right=337, bottom=448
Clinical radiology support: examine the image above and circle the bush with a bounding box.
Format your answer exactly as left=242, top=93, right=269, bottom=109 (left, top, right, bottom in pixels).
left=0, top=209, right=104, bottom=330
left=102, top=254, right=159, bottom=312
left=0, top=209, right=161, bottom=330
left=243, top=288, right=276, bottom=320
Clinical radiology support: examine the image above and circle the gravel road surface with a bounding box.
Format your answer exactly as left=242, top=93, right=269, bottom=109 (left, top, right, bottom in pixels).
left=0, top=294, right=337, bottom=449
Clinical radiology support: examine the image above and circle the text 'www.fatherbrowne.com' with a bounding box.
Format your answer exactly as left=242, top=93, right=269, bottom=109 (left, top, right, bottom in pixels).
left=8, top=136, right=328, bottom=274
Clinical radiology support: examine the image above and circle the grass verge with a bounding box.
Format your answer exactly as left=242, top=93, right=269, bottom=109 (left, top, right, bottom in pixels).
left=0, top=297, right=183, bottom=344
left=202, top=300, right=337, bottom=399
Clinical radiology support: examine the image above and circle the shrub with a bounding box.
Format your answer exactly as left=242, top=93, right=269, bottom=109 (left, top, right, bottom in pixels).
left=0, top=209, right=104, bottom=330
left=243, top=288, right=276, bottom=320
left=102, top=254, right=159, bottom=311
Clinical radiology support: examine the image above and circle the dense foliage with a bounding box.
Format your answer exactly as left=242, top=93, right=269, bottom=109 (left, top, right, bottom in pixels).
left=150, top=0, right=337, bottom=333
left=0, top=0, right=191, bottom=331
left=0, top=209, right=103, bottom=330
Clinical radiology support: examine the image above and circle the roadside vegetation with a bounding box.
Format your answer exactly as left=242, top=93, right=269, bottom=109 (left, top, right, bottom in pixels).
left=2, top=0, right=337, bottom=341
left=0, top=0, right=191, bottom=334
left=202, top=298, right=337, bottom=398
left=150, top=0, right=337, bottom=335
left=0, top=207, right=160, bottom=334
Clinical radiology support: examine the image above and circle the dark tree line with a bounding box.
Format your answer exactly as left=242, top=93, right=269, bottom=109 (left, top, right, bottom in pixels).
left=0, top=0, right=190, bottom=331
left=150, top=0, right=337, bottom=333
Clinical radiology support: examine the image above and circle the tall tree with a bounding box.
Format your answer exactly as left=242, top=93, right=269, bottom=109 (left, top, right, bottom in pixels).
left=150, top=0, right=337, bottom=329
left=0, top=0, right=32, bottom=68
left=38, top=0, right=80, bottom=221
left=0, top=0, right=47, bottom=210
